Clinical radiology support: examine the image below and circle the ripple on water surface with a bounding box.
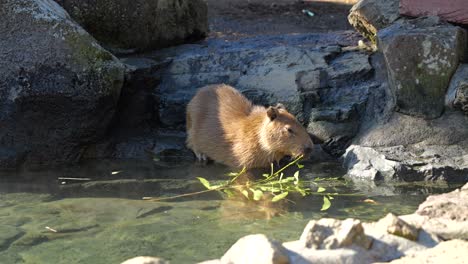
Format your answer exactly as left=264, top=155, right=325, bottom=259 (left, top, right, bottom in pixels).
left=0, top=160, right=462, bottom=263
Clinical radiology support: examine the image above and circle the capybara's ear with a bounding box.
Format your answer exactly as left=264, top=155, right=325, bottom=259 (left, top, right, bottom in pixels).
left=267, top=106, right=278, bottom=121
left=276, top=103, right=286, bottom=110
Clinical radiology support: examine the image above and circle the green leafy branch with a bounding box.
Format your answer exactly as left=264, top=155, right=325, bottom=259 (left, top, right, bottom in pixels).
left=197, top=156, right=334, bottom=211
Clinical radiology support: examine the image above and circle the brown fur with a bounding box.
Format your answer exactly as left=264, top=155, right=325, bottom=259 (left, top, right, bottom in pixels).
left=186, top=84, right=314, bottom=169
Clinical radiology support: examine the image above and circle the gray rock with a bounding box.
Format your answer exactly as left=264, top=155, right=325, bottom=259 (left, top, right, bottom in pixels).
left=55, top=0, right=208, bottom=52
left=384, top=239, right=468, bottom=264
left=121, top=256, right=169, bottom=264
left=221, top=234, right=290, bottom=264
left=343, top=145, right=399, bottom=181
left=348, top=0, right=400, bottom=43
left=300, top=218, right=372, bottom=250
left=446, top=64, right=468, bottom=114
left=0, top=0, right=124, bottom=170
left=344, top=111, right=468, bottom=182
left=377, top=17, right=467, bottom=119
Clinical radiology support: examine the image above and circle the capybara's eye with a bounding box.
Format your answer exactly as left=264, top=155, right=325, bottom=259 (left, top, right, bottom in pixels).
left=287, top=128, right=294, bottom=134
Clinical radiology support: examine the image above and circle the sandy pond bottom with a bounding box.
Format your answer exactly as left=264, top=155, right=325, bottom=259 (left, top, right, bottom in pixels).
left=0, top=161, right=462, bottom=264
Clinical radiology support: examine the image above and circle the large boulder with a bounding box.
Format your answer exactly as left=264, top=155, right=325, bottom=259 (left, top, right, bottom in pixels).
left=55, top=0, right=208, bottom=52
left=343, top=112, right=468, bottom=182
left=0, top=0, right=124, bottom=170
left=348, top=0, right=400, bottom=43
left=377, top=17, right=467, bottom=119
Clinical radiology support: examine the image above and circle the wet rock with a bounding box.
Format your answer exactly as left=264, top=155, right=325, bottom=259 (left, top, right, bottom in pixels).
left=377, top=17, right=467, bottom=119
left=377, top=213, right=419, bottom=241
left=348, top=0, right=400, bottom=43
left=385, top=239, right=468, bottom=264
left=121, top=256, right=169, bottom=264
left=0, top=0, right=125, bottom=170
left=221, top=234, right=289, bottom=264
left=300, top=218, right=372, bottom=250
left=55, top=0, right=208, bottom=52
left=446, top=64, right=468, bottom=115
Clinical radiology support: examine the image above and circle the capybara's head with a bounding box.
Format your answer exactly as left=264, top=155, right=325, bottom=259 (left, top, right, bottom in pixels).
left=260, top=104, right=314, bottom=160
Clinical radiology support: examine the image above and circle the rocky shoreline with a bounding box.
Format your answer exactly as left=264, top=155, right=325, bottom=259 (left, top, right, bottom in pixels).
left=122, top=183, right=468, bottom=264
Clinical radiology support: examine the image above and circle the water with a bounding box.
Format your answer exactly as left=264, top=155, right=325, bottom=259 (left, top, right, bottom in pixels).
left=0, top=160, right=462, bottom=263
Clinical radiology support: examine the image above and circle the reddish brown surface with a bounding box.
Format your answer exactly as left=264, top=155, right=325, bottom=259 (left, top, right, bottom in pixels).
left=400, top=0, right=468, bottom=25
left=206, top=0, right=356, bottom=39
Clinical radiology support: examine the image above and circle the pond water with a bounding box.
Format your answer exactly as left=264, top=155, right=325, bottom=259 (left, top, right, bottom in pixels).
left=0, top=160, right=462, bottom=264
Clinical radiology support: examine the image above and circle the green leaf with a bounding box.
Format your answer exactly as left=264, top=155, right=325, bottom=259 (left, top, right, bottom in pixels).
left=197, top=177, right=211, bottom=190
left=317, top=187, right=326, bottom=193
left=272, top=192, right=288, bottom=202
left=321, top=196, right=331, bottom=211
left=251, top=189, right=264, bottom=201
left=293, top=171, right=300, bottom=185
left=241, top=189, right=250, bottom=199
left=296, top=163, right=304, bottom=169
left=259, top=186, right=282, bottom=192
left=262, top=174, right=270, bottom=178
left=278, top=177, right=295, bottom=183
left=295, top=186, right=307, bottom=196
left=328, top=195, right=334, bottom=200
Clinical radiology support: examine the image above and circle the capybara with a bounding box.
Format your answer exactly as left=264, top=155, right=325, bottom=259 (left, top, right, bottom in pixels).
left=186, top=84, right=314, bottom=169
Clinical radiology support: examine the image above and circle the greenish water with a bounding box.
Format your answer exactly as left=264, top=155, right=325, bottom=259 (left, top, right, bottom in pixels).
left=0, top=161, right=461, bottom=264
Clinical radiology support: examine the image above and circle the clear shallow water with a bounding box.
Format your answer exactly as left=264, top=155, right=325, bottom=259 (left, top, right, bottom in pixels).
left=0, top=160, right=462, bottom=264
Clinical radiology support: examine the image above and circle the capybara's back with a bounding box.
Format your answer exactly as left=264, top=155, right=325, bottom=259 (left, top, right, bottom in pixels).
left=186, top=84, right=313, bottom=169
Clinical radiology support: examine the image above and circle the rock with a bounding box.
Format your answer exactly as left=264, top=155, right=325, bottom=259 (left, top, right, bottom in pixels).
left=283, top=242, right=375, bottom=264
left=416, top=184, right=468, bottom=222
left=446, top=64, right=468, bottom=114
left=121, top=256, right=169, bottom=264
left=400, top=183, right=468, bottom=240
left=221, top=234, right=289, bottom=264
left=300, top=218, right=372, bottom=250
left=0, top=0, right=124, bottom=170
left=348, top=0, right=400, bottom=43
left=343, top=145, right=399, bottom=181
left=377, top=17, right=467, bottom=119
left=383, top=239, right=468, bottom=264
left=344, top=111, right=468, bottom=182
left=377, top=213, right=419, bottom=241
left=55, top=0, right=208, bottom=52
